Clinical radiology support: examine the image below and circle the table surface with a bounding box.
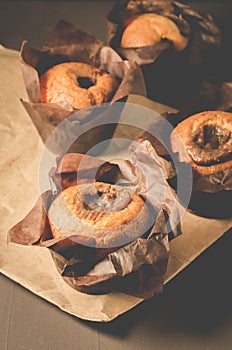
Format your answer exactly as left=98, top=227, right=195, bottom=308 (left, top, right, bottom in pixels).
left=0, top=2, right=231, bottom=350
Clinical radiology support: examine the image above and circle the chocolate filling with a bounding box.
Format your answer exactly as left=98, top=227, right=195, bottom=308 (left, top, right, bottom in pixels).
left=187, top=125, right=232, bottom=165
left=77, top=77, right=94, bottom=89
left=77, top=185, right=132, bottom=212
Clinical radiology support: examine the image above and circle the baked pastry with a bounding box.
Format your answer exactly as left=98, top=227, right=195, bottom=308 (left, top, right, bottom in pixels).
left=40, top=62, right=119, bottom=110
left=170, top=111, right=232, bottom=177
left=120, top=13, right=188, bottom=51
left=170, top=111, right=232, bottom=217
left=48, top=182, right=152, bottom=247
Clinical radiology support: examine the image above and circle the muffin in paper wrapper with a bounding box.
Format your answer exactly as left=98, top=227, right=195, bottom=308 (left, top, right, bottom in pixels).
left=135, top=79, right=232, bottom=189
left=107, top=0, right=221, bottom=107
left=8, top=141, right=182, bottom=299
left=131, top=90, right=232, bottom=219
left=170, top=104, right=232, bottom=218
left=20, top=20, right=146, bottom=154
left=173, top=80, right=232, bottom=195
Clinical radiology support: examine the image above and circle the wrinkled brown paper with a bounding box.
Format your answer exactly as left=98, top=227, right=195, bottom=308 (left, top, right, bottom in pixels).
left=8, top=141, right=181, bottom=299
left=20, top=20, right=146, bottom=153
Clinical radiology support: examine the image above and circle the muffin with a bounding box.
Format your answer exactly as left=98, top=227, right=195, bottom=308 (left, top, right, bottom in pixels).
left=107, top=0, right=221, bottom=107
left=170, top=111, right=232, bottom=179
left=120, top=13, right=188, bottom=51
left=40, top=62, right=119, bottom=110
left=48, top=181, right=153, bottom=247
left=170, top=110, right=232, bottom=217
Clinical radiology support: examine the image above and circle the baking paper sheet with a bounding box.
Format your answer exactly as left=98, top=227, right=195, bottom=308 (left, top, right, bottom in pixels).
left=0, top=45, right=231, bottom=322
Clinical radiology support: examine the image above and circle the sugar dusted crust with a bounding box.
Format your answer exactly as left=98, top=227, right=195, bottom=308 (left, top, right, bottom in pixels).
left=121, top=13, right=188, bottom=51
left=48, top=182, right=152, bottom=247
left=40, top=62, right=119, bottom=110
left=171, top=111, right=232, bottom=176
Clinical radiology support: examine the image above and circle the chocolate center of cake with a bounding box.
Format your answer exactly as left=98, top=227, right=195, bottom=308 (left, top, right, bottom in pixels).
left=77, top=185, right=132, bottom=212
left=187, top=125, right=232, bottom=165
left=77, top=77, right=94, bottom=89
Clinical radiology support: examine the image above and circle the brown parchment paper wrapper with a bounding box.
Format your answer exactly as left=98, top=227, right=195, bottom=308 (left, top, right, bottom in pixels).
left=1, top=46, right=232, bottom=321
left=176, top=79, right=232, bottom=119
left=20, top=20, right=146, bottom=153
left=107, top=0, right=221, bottom=107
left=134, top=108, right=182, bottom=160
left=169, top=152, right=232, bottom=217
left=8, top=140, right=181, bottom=299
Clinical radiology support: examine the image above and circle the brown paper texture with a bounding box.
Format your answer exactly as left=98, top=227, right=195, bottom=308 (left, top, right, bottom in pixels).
left=0, top=46, right=231, bottom=322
